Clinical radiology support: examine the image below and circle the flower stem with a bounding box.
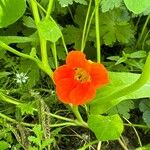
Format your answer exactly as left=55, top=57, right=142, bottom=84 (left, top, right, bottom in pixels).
left=118, top=138, right=128, bottom=150
left=30, top=0, right=53, bottom=78
left=51, top=42, right=58, bottom=68
left=103, top=52, right=150, bottom=101
left=136, top=14, right=150, bottom=49
left=46, top=0, right=54, bottom=19
left=94, top=0, right=101, bottom=63
left=81, top=0, right=92, bottom=51
left=0, top=40, right=53, bottom=78
left=72, top=105, right=88, bottom=128
left=0, top=112, right=34, bottom=127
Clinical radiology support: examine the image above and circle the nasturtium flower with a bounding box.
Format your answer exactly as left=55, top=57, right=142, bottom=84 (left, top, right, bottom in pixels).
left=53, top=51, right=109, bottom=105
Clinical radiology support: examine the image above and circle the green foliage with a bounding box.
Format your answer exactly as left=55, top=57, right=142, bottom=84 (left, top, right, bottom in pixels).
left=58, top=0, right=87, bottom=7
left=37, top=18, right=62, bottom=43
left=107, top=100, right=134, bottom=119
left=88, top=114, right=124, bottom=141
left=123, top=0, right=150, bottom=14
left=89, top=72, right=150, bottom=114
left=101, top=0, right=122, bottom=12
left=17, top=103, right=35, bottom=115
left=100, top=8, right=134, bottom=45
left=28, top=125, right=54, bottom=149
left=63, top=5, right=86, bottom=49
left=0, top=141, right=10, bottom=150
left=139, top=100, right=150, bottom=127
left=0, top=72, right=11, bottom=79
left=0, top=0, right=26, bottom=28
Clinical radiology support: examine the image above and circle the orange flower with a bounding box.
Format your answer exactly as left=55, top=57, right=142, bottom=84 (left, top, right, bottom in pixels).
left=53, top=51, right=109, bottom=105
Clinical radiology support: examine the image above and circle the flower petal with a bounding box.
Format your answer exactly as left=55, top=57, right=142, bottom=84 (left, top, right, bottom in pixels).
left=66, top=51, right=90, bottom=70
left=69, top=83, right=96, bottom=105
left=53, top=65, right=74, bottom=84
left=56, top=78, right=77, bottom=104
left=90, top=63, right=109, bottom=88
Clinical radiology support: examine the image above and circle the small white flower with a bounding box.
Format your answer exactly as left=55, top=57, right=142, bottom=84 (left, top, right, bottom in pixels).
left=14, top=72, right=28, bottom=84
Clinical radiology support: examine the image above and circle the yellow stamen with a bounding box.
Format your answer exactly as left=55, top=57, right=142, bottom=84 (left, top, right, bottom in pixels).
left=74, top=68, right=91, bottom=83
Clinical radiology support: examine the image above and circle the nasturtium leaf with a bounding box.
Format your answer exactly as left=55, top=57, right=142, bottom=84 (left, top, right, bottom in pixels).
left=135, top=144, right=150, bottom=150
left=88, top=114, right=124, bottom=141
left=0, top=141, right=10, bottom=150
left=139, top=100, right=150, bottom=127
left=89, top=72, right=150, bottom=114
left=37, top=18, right=62, bottom=43
left=123, top=0, right=150, bottom=14
left=101, top=0, right=122, bottom=12
left=0, top=0, right=26, bottom=28
left=100, top=8, right=134, bottom=45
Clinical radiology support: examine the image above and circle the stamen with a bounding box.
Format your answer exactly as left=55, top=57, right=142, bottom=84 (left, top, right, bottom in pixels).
left=74, top=68, right=91, bottom=83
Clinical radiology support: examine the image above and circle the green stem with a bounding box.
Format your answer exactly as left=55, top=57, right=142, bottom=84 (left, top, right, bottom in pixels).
left=30, top=0, right=40, bottom=25
left=118, top=138, right=128, bottom=150
left=81, top=0, right=92, bottom=51
left=46, top=0, right=54, bottom=19
left=72, top=105, right=88, bottom=128
left=136, top=14, right=150, bottom=49
left=142, top=29, right=150, bottom=49
left=0, top=113, right=34, bottom=127
left=0, top=41, right=39, bottom=62
left=94, top=0, right=101, bottom=63
left=78, top=140, right=98, bottom=150
left=101, top=52, right=150, bottom=101
left=51, top=42, right=58, bottom=68
left=0, top=40, right=53, bottom=78
left=49, top=122, right=77, bottom=127
left=0, top=92, right=74, bottom=122
left=30, top=0, right=53, bottom=78
left=61, top=36, right=68, bottom=54
left=84, top=8, right=95, bottom=48
left=124, top=123, right=149, bottom=129
left=123, top=117, right=142, bottom=146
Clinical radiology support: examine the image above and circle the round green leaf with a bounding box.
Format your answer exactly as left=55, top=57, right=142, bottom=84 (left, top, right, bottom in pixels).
left=0, top=0, right=26, bottom=28
left=88, top=114, right=124, bottom=141
left=123, top=0, right=150, bottom=14
left=37, top=18, right=62, bottom=43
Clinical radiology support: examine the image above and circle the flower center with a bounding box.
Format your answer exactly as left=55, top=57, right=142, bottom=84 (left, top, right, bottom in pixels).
left=74, top=68, right=91, bottom=83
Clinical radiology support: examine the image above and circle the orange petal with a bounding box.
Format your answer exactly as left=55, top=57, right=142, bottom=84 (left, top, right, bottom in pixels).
left=66, top=51, right=90, bottom=71
left=53, top=65, right=74, bottom=84
left=56, top=78, right=77, bottom=104
left=90, top=63, right=109, bottom=88
left=69, top=83, right=96, bottom=105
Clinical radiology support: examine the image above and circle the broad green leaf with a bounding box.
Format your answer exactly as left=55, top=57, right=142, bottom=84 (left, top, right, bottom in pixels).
left=135, top=144, right=150, bottom=150
left=0, top=141, right=10, bottom=150
left=123, top=0, right=150, bottom=14
left=0, top=72, right=11, bottom=79
left=0, top=0, right=26, bottom=28
left=101, top=0, right=122, bottom=12
left=37, top=18, right=62, bottom=43
left=88, top=114, right=123, bottom=141
left=89, top=72, right=150, bottom=114
left=139, top=100, right=150, bottom=127
left=100, top=8, right=134, bottom=45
